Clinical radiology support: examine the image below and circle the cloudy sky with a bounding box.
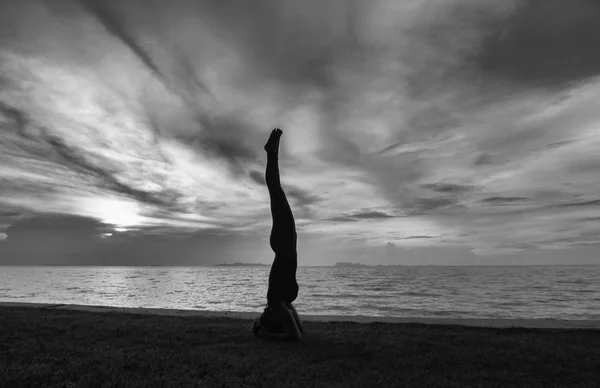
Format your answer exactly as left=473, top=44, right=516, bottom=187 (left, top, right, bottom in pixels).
left=1, top=0, right=600, bottom=266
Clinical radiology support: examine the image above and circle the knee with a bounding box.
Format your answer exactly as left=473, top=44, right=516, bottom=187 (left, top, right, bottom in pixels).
left=270, top=235, right=284, bottom=252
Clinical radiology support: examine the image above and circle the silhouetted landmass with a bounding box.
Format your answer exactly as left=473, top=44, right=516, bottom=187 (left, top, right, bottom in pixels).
left=333, top=262, right=426, bottom=268
left=2, top=306, right=599, bottom=387
left=334, top=262, right=372, bottom=268
left=214, top=262, right=270, bottom=267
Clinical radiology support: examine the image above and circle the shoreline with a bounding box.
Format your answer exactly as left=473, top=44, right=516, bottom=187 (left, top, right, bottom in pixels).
left=2, top=301, right=599, bottom=329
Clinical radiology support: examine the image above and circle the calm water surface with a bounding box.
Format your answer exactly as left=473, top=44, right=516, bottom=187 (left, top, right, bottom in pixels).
left=1, top=265, right=599, bottom=319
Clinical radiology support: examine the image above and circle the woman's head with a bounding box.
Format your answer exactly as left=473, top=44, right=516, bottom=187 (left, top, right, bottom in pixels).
left=259, top=304, right=285, bottom=333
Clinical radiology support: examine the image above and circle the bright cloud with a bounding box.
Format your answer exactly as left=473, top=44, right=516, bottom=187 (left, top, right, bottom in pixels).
left=1, top=0, right=600, bottom=259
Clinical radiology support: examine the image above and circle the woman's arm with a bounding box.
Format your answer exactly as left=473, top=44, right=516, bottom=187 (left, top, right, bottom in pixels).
left=288, top=303, right=303, bottom=333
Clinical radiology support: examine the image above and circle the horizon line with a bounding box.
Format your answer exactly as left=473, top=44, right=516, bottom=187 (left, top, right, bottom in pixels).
left=1, top=264, right=599, bottom=268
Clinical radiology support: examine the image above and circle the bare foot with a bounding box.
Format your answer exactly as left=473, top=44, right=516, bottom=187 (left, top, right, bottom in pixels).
left=264, top=128, right=282, bottom=154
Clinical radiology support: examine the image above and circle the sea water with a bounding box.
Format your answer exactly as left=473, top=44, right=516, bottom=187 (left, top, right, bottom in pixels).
left=1, top=265, right=599, bottom=319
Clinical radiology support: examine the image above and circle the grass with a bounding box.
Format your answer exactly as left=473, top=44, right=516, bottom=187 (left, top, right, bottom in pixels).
left=1, top=306, right=599, bottom=388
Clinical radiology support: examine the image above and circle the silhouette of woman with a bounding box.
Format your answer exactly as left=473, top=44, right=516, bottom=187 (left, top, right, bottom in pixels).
left=253, top=128, right=303, bottom=340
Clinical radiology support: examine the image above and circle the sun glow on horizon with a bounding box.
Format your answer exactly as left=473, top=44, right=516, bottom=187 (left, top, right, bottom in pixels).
left=79, top=197, right=144, bottom=228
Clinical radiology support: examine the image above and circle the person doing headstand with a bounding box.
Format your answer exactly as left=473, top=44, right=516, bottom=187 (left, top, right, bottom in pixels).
left=252, top=128, right=303, bottom=341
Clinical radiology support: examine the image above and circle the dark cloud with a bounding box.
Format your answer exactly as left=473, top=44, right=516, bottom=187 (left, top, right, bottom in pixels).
left=45, top=136, right=181, bottom=209
left=4, top=213, right=109, bottom=234
left=0, top=211, right=22, bottom=217
left=0, top=213, right=270, bottom=265
left=546, top=140, right=574, bottom=150
left=200, top=0, right=362, bottom=91
left=285, top=186, right=320, bottom=208
left=0, top=101, right=27, bottom=137
left=554, top=199, right=600, bottom=209
left=79, top=0, right=253, bottom=172
left=376, top=141, right=406, bottom=156
left=476, top=0, right=600, bottom=89
left=0, top=214, right=109, bottom=264
left=351, top=211, right=394, bottom=220
left=533, top=190, right=575, bottom=202
left=566, top=157, right=600, bottom=175
left=96, top=229, right=277, bottom=266
left=328, top=216, right=352, bottom=223
left=248, top=170, right=265, bottom=186
left=0, top=210, right=25, bottom=232
left=328, top=210, right=395, bottom=223
left=482, top=196, right=529, bottom=204
left=174, top=116, right=259, bottom=167
left=0, top=175, right=63, bottom=199
left=582, top=217, right=600, bottom=222
left=78, top=0, right=189, bottom=99
left=473, top=153, right=494, bottom=166
left=535, top=231, right=600, bottom=247
left=3, top=0, right=600, bottom=261
left=414, top=198, right=458, bottom=212
left=422, top=183, right=474, bottom=194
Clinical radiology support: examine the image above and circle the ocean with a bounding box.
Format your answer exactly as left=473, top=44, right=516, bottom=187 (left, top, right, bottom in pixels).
left=1, top=265, right=599, bottom=319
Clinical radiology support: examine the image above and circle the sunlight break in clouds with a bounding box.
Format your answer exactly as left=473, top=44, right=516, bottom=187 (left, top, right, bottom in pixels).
left=1, top=0, right=600, bottom=262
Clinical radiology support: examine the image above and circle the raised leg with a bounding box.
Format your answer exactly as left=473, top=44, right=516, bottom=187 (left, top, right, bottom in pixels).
left=264, top=129, right=297, bottom=254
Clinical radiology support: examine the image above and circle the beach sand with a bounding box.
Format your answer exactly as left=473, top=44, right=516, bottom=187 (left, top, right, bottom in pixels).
left=1, top=301, right=599, bottom=329
left=1, top=302, right=599, bottom=387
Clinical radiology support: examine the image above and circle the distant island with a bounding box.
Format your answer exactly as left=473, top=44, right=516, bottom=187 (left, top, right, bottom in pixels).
left=213, top=261, right=429, bottom=268
left=333, top=262, right=428, bottom=268
left=334, top=262, right=372, bottom=268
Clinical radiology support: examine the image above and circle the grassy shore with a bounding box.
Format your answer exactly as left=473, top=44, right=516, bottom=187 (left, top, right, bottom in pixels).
left=1, top=306, right=599, bottom=388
